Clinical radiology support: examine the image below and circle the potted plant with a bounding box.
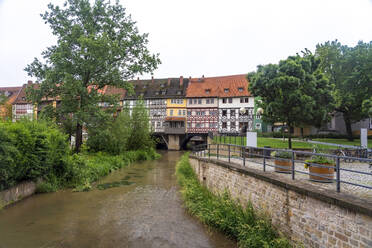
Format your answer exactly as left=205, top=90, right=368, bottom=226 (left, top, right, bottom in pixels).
left=271, top=151, right=292, bottom=173
left=305, top=155, right=335, bottom=183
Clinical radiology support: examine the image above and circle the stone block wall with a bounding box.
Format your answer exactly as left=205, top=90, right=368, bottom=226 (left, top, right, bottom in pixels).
left=0, top=181, right=36, bottom=209
left=189, top=156, right=372, bottom=248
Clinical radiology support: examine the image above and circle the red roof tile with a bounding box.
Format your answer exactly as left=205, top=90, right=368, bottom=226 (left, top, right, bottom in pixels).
left=186, top=74, right=250, bottom=98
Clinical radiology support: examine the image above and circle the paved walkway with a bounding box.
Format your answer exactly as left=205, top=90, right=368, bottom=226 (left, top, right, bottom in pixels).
left=195, top=151, right=372, bottom=201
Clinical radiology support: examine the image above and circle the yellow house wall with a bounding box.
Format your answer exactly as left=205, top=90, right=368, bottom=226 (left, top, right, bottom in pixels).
left=166, top=98, right=186, bottom=108
left=166, top=108, right=187, bottom=117
left=166, top=98, right=187, bottom=117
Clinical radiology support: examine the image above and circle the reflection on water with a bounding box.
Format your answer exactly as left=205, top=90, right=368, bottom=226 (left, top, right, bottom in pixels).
left=0, top=151, right=236, bottom=248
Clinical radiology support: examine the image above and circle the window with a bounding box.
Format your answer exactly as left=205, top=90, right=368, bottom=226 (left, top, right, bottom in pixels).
left=211, top=99, right=214, bottom=104
left=222, top=122, right=227, bottom=128
left=240, top=97, right=249, bottom=103
left=222, top=110, right=227, bottom=116
left=177, top=91, right=181, bottom=95
left=189, top=99, right=192, bottom=104
left=231, top=122, right=236, bottom=129
left=196, top=123, right=201, bottom=128
left=224, top=88, right=229, bottom=93
left=238, top=87, right=243, bottom=92
left=255, top=123, right=262, bottom=130
left=178, top=110, right=181, bottom=115
left=187, top=111, right=192, bottom=116
left=206, top=99, right=210, bottom=104
left=205, top=89, right=210, bottom=94
left=183, top=110, right=186, bottom=116
left=222, top=98, right=227, bottom=104
left=161, top=91, right=166, bottom=95
left=201, top=111, right=205, bottom=116
left=193, top=99, right=197, bottom=104
left=143, top=85, right=147, bottom=89
left=198, top=99, right=202, bottom=104
left=230, top=110, right=235, bottom=116
left=170, top=110, right=173, bottom=116
left=228, top=98, right=233, bottom=103
left=187, top=122, right=191, bottom=127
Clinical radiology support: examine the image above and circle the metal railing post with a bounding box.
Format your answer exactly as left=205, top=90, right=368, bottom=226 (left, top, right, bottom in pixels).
left=217, top=144, right=219, bottom=160
left=228, top=144, right=231, bottom=163
left=263, top=149, right=266, bottom=172
left=208, top=145, right=210, bottom=159
left=243, top=147, right=246, bottom=166
left=291, top=151, right=295, bottom=180
left=263, top=150, right=266, bottom=171
left=336, top=157, right=340, bottom=192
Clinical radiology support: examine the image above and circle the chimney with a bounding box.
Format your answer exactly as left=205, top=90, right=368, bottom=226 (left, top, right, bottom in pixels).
left=189, top=76, right=192, bottom=85
left=167, top=78, right=171, bottom=86
left=180, top=76, right=183, bottom=87
left=151, top=76, right=154, bottom=83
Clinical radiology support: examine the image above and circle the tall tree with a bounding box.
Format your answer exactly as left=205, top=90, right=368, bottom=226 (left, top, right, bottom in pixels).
left=248, top=52, right=334, bottom=148
left=316, top=40, right=372, bottom=140
left=25, top=0, right=160, bottom=152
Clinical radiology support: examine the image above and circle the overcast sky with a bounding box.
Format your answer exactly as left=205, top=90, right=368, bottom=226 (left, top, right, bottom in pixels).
left=1, top=0, right=372, bottom=87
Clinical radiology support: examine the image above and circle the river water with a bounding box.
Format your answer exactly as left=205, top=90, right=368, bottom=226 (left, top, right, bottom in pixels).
left=0, top=151, right=236, bottom=248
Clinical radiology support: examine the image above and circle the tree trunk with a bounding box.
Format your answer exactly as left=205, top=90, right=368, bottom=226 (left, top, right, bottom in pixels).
left=75, top=122, right=83, bottom=153
left=288, top=125, right=292, bottom=149
left=344, top=115, right=354, bottom=141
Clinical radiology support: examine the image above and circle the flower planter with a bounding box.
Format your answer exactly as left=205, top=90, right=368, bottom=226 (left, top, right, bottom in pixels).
left=308, top=163, right=335, bottom=183
left=274, top=159, right=291, bottom=174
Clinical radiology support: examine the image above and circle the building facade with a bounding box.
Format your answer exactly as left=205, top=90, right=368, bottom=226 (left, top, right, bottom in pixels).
left=216, top=75, right=254, bottom=134
left=186, top=76, right=219, bottom=133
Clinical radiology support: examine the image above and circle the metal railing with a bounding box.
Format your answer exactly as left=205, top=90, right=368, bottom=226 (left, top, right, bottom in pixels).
left=192, top=143, right=372, bottom=193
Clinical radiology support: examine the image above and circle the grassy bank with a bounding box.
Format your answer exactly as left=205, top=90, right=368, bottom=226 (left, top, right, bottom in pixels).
left=37, top=149, right=160, bottom=193
left=175, top=153, right=292, bottom=248
left=214, top=136, right=372, bottom=149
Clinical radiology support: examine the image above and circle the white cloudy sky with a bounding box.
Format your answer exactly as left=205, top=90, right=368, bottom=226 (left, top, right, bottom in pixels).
left=1, top=0, right=372, bottom=87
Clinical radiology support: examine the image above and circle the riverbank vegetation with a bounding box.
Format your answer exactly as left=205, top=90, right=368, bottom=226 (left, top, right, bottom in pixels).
left=175, top=153, right=292, bottom=248
left=1, top=100, right=158, bottom=193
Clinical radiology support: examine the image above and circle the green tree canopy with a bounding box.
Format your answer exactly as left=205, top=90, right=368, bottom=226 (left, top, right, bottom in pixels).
left=248, top=52, right=334, bottom=148
left=25, top=0, right=160, bottom=152
left=316, top=40, right=372, bottom=140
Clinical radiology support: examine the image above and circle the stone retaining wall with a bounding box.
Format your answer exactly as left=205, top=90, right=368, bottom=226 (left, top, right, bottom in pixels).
left=0, top=181, right=36, bottom=209
left=189, top=155, right=372, bottom=248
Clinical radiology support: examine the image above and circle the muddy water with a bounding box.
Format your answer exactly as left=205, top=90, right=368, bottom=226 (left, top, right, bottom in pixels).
left=0, top=151, right=236, bottom=248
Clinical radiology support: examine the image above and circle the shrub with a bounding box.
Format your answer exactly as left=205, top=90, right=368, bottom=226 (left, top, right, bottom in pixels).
left=0, top=120, right=69, bottom=191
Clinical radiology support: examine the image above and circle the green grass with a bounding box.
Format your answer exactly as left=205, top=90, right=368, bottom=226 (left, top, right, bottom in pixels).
left=312, top=138, right=372, bottom=148
left=213, top=136, right=372, bottom=149
left=176, top=153, right=292, bottom=248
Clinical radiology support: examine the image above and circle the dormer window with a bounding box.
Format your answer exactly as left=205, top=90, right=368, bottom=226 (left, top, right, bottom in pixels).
left=238, top=87, right=243, bottom=92
left=224, top=88, right=229, bottom=93
left=161, top=91, right=166, bottom=95
left=205, top=89, right=211, bottom=94
left=177, top=91, right=181, bottom=95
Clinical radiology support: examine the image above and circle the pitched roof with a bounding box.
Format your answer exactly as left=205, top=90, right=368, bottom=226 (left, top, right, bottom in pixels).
left=186, top=74, right=251, bottom=98
left=124, top=77, right=189, bottom=99
left=103, top=85, right=127, bottom=99
left=0, top=86, right=22, bottom=105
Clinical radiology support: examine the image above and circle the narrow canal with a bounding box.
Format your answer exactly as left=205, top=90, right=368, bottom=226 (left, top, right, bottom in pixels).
left=0, top=151, right=236, bottom=248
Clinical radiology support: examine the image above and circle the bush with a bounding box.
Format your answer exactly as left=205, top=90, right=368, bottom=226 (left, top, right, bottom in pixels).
left=176, top=153, right=292, bottom=248
left=0, top=120, right=69, bottom=191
